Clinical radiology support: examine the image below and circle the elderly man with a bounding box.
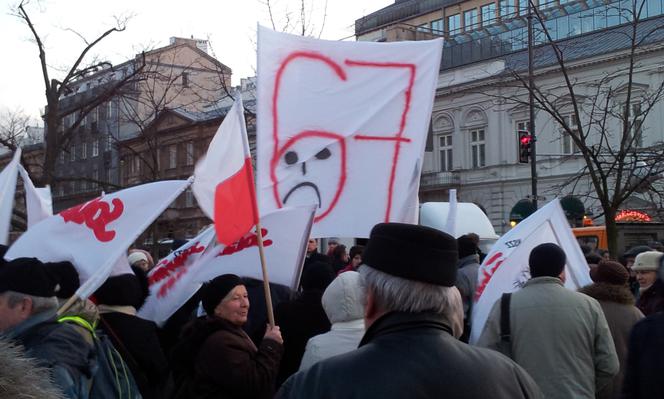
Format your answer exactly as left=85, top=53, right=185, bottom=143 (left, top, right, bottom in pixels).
left=276, top=223, right=543, bottom=398
left=0, top=257, right=95, bottom=398
left=478, top=243, right=619, bottom=399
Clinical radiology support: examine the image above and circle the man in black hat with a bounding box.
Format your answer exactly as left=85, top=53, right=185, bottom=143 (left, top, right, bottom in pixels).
left=0, top=257, right=95, bottom=398
left=276, top=223, right=543, bottom=398
left=478, top=243, right=618, bottom=399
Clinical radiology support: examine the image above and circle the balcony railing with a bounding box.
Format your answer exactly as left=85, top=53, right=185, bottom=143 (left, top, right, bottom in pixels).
left=420, top=171, right=461, bottom=189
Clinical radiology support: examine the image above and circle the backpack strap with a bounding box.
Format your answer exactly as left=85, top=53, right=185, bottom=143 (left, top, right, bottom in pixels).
left=58, top=316, right=97, bottom=338
left=500, top=293, right=512, bottom=346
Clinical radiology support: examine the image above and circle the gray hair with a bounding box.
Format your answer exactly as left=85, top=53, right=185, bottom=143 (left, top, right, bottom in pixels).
left=359, top=265, right=464, bottom=337
left=4, top=291, right=58, bottom=315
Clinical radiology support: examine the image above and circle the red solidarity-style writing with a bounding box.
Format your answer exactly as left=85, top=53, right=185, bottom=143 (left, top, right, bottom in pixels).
left=60, top=197, right=124, bottom=242
left=150, top=242, right=206, bottom=285
left=474, top=251, right=504, bottom=301
left=217, top=228, right=273, bottom=257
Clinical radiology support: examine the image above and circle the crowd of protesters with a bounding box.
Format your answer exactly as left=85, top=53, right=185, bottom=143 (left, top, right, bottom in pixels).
left=2, top=227, right=664, bottom=398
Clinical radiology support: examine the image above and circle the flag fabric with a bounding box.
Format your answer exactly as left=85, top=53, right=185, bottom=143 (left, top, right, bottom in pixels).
left=0, top=148, right=21, bottom=244
left=469, top=199, right=592, bottom=344
left=17, top=164, right=53, bottom=228
left=5, top=179, right=192, bottom=298
left=192, top=95, right=258, bottom=246
left=139, top=206, right=315, bottom=326
left=256, top=26, right=443, bottom=238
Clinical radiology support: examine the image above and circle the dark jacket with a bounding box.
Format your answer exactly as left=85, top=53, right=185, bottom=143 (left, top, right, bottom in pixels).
left=622, top=312, right=664, bottom=398
left=275, top=290, right=330, bottom=385
left=98, top=310, right=171, bottom=399
left=276, top=311, right=543, bottom=399
left=171, top=317, right=282, bottom=399
left=636, top=279, right=664, bottom=316
left=5, top=310, right=94, bottom=399
left=242, top=277, right=293, bottom=346
left=579, top=283, right=644, bottom=399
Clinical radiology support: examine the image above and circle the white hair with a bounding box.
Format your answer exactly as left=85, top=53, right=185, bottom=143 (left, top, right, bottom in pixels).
left=4, top=291, right=58, bottom=315
left=360, top=265, right=464, bottom=337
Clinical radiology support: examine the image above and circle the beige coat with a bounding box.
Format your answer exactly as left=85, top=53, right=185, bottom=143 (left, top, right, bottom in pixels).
left=478, top=277, right=619, bottom=399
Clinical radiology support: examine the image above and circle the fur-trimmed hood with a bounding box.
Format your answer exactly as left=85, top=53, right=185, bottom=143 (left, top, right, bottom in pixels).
left=0, top=337, right=65, bottom=399
left=579, top=282, right=635, bottom=305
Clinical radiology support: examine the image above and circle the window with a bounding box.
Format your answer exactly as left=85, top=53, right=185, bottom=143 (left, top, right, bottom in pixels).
left=107, top=101, right=114, bottom=120
left=518, top=0, right=528, bottom=15
left=93, top=167, right=99, bottom=188
left=168, top=144, right=177, bottom=169
left=185, top=141, right=195, bottom=166
left=481, top=3, right=497, bottom=26
left=182, top=72, right=189, bottom=88
left=431, top=18, right=444, bottom=33
left=70, top=145, right=76, bottom=162
left=438, top=134, right=453, bottom=171
left=92, top=139, right=99, bottom=157
left=516, top=120, right=531, bottom=132
left=106, top=169, right=112, bottom=185
left=133, top=155, right=141, bottom=174
left=81, top=179, right=88, bottom=192
left=90, top=107, right=98, bottom=123
left=185, top=190, right=194, bottom=208
left=470, top=129, right=486, bottom=168
left=81, top=142, right=87, bottom=160
left=447, top=14, right=461, bottom=35
left=106, top=134, right=113, bottom=151
left=59, top=151, right=65, bottom=164
left=500, top=0, right=516, bottom=18
left=560, top=115, right=580, bottom=155
left=624, top=103, right=645, bottom=147
left=464, top=9, right=479, bottom=31
left=417, top=23, right=429, bottom=33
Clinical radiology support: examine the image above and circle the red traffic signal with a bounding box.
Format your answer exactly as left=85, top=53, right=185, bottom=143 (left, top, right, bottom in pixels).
left=518, top=130, right=532, bottom=164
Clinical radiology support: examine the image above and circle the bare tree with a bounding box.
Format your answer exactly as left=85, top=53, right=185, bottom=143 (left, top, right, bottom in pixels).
left=483, top=0, right=664, bottom=255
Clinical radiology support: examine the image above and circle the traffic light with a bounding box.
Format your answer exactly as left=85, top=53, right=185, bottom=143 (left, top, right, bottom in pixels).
left=518, top=130, right=532, bottom=164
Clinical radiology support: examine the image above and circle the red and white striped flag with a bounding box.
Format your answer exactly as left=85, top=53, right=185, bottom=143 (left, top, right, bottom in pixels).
left=193, top=95, right=259, bottom=246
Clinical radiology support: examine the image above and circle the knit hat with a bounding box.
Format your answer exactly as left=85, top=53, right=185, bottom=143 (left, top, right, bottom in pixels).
left=362, top=223, right=458, bottom=286
left=0, top=258, right=60, bottom=297
left=127, top=251, right=148, bottom=266
left=632, top=251, right=664, bottom=272
left=200, top=274, right=244, bottom=316
left=590, top=260, right=629, bottom=285
left=44, top=261, right=80, bottom=299
left=529, top=243, right=566, bottom=278
left=457, top=235, right=478, bottom=259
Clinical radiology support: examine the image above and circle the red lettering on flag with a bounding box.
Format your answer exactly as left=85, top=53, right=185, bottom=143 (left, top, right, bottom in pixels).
left=60, top=197, right=124, bottom=242
left=218, top=228, right=273, bottom=257
left=475, top=252, right=504, bottom=301
left=149, top=242, right=206, bottom=285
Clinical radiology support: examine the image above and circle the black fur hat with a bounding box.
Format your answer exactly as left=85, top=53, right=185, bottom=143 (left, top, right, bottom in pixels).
left=529, top=243, right=566, bottom=278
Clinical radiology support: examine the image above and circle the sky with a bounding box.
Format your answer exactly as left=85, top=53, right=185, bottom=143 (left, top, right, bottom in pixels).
left=0, top=0, right=392, bottom=122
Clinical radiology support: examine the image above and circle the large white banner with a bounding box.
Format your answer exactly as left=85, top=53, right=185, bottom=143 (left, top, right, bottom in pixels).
left=469, top=199, right=592, bottom=344
left=0, top=148, right=21, bottom=245
left=139, top=206, right=315, bottom=326
left=18, top=164, right=53, bottom=228
left=6, top=180, right=191, bottom=298
left=256, top=26, right=443, bottom=238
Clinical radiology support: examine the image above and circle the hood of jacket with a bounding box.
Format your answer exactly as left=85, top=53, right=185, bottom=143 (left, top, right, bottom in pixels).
left=579, top=282, right=636, bottom=305
left=322, top=271, right=365, bottom=324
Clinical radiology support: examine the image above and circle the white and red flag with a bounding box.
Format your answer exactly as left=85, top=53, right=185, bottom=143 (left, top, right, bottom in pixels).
left=0, top=148, right=21, bottom=245
left=5, top=179, right=191, bottom=298
left=192, top=95, right=259, bottom=246
left=18, top=164, right=53, bottom=228
left=139, top=206, right=315, bottom=326
left=469, top=199, right=592, bottom=344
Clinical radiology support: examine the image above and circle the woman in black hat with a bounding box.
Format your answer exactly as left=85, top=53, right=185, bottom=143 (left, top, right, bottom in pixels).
left=171, top=274, right=283, bottom=399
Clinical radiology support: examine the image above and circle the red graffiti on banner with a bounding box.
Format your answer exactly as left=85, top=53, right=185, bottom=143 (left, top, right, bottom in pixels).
left=149, top=242, right=206, bottom=285
left=217, top=228, right=273, bottom=257
left=474, top=251, right=504, bottom=301
left=60, top=197, right=124, bottom=242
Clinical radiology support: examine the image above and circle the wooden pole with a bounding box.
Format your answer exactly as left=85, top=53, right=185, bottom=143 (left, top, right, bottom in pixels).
left=255, top=220, right=275, bottom=327
left=56, top=294, right=80, bottom=316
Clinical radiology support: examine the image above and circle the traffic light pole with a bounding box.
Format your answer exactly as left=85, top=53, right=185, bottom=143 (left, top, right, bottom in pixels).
left=527, top=0, right=538, bottom=209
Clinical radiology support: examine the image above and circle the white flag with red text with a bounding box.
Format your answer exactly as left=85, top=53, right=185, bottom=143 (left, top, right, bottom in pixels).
left=138, top=206, right=315, bottom=326
left=5, top=179, right=191, bottom=298
left=192, top=95, right=259, bottom=246
left=256, top=26, right=443, bottom=238
left=469, top=199, right=592, bottom=344
left=18, top=164, right=53, bottom=228
left=0, top=148, right=21, bottom=245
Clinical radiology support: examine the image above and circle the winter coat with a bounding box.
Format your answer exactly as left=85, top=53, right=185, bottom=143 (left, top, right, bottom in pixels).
left=0, top=336, right=66, bottom=399
left=171, top=316, right=282, bottom=399
left=299, top=271, right=365, bottom=370
left=4, top=309, right=95, bottom=399
left=478, top=277, right=619, bottom=399
left=578, top=283, right=644, bottom=399
left=636, top=279, right=664, bottom=316
left=275, top=290, right=330, bottom=385
left=622, top=312, right=664, bottom=398
left=98, top=307, right=171, bottom=399
left=276, top=311, right=543, bottom=399
left=455, top=254, right=480, bottom=341
left=241, top=277, right=293, bottom=346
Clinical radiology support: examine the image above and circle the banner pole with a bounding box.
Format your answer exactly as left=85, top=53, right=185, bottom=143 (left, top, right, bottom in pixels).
left=56, top=294, right=80, bottom=316
left=255, top=220, right=275, bottom=327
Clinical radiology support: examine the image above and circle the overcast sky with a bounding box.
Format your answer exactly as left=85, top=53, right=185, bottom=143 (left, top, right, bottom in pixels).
left=0, top=0, right=392, bottom=122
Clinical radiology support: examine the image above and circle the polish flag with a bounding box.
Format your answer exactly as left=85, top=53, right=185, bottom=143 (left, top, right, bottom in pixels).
left=193, top=95, right=259, bottom=246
